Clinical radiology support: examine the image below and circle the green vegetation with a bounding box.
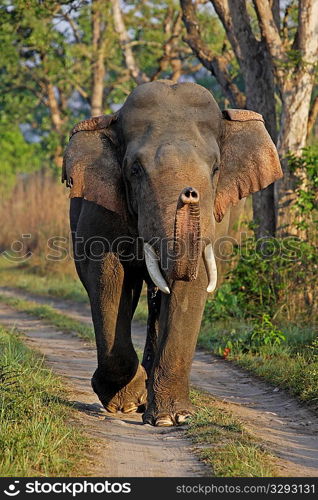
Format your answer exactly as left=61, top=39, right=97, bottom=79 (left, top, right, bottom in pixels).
left=0, top=256, right=149, bottom=323
left=0, top=325, right=88, bottom=477
left=288, top=145, right=318, bottom=232
left=0, top=295, right=94, bottom=342
left=0, top=292, right=145, bottom=361
left=204, top=236, right=317, bottom=324
left=0, top=257, right=87, bottom=303
left=0, top=123, right=44, bottom=197
left=199, top=318, right=318, bottom=405
left=188, top=390, right=276, bottom=477
left=201, top=142, right=318, bottom=404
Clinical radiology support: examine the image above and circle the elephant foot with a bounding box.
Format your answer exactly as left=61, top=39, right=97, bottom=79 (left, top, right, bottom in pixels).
left=143, top=400, right=195, bottom=427
left=92, top=364, right=147, bottom=414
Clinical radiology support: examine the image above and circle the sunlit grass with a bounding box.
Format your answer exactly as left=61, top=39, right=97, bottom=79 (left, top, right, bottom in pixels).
left=0, top=295, right=94, bottom=342
left=198, top=319, right=318, bottom=405
left=0, top=326, right=88, bottom=477
left=188, top=390, right=277, bottom=477
left=0, top=256, right=87, bottom=302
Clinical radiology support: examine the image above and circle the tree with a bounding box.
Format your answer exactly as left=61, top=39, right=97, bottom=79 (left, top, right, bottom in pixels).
left=110, top=0, right=202, bottom=86
left=180, top=0, right=318, bottom=237
left=0, top=0, right=202, bottom=175
left=0, top=1, right=78, bottom=166
left=253, top=0, right=318, bottom=235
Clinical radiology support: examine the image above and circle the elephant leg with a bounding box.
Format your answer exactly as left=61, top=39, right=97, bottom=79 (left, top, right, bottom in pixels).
left=142, top=285, right=161, bottom=377
left=85, top=254, right=147, bottom=413
left=70, top=198, right=89, bottom=292
left=143, top=261, right=207, bottom=426
left=72, top=201, right=147, bottom=413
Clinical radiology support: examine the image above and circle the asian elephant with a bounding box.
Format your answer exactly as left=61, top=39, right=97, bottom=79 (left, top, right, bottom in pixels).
left=62, top=80, right=282, bottom=426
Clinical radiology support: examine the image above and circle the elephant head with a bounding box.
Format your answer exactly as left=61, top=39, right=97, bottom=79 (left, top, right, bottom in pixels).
left=63, top=80, right=282, bottom=293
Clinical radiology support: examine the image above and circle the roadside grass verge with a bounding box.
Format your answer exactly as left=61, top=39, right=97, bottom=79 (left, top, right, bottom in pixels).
left=0, top=295, right=145, bottom=361
left=0, top=295, right=94, bottom=342
left=198, top=319, right=318, bottom=406
left=0, top=325, right=88, bottom=477
left=188, top=390, right=276, bottom=477
left=0, top=257, right=149, bottom=323
left=0, top=257, right=87, bottom=303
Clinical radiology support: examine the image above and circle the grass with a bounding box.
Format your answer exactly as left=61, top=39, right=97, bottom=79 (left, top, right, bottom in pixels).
left=0, top=325, right=88, bottom=477
left=0, top=256, right=149, bottom=323
left=188, top=390, right=276, bottom=477
left=0, top=294, right=145, bottom=361
left=0, top=295, right=94, bottom=342
left=198, top=319, right=318, bottom=406
left=0, top=256, right=87, bottom=303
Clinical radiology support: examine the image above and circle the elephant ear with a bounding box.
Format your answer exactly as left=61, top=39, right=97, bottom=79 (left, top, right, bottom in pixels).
left=213, top=109, right=283, bottom=222
left=62, top=114, right=125, bottom=217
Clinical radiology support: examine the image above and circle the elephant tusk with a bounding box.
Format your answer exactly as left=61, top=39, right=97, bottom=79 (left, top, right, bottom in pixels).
left=203, top=243, right=217, bottom=293
left=144, top=243, right=170, bottom=294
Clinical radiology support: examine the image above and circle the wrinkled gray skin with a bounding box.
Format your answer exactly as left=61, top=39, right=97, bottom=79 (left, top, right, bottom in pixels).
left=65, top=81, right=281, bottom=426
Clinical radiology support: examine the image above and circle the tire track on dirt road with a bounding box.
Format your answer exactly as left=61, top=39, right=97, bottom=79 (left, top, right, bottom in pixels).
left=1, top=286, right=318, bottom=477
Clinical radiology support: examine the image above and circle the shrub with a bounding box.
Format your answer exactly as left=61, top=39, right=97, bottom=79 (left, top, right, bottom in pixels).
left=204, top=235, right=318, bottom=324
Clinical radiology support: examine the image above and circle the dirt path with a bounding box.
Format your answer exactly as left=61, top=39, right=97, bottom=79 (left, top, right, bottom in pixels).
left=0, top=301, right=206, bottom=477
left=1, top=286, right=318, bottom=477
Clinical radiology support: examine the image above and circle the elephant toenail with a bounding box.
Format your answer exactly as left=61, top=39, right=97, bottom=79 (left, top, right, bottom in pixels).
left=155, top=415, right=174, bottom=427
left=105, top=403, right=118, bottom=413
left=176, top=414, right=191, bottom=425
left=122, top=403, right=138, bottom=413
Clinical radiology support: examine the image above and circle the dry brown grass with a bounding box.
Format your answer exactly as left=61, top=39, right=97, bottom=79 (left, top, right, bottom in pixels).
left=0, top=170, right=76, bottom=277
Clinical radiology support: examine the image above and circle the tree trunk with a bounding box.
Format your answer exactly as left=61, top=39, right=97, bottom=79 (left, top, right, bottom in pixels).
left=110, top=0, right=149, bottom=85
left=211, top=0, right=278, bottom=237
left=243, top=42, right=278, bottom=238
left=276, top=77, right=315, bottom=235
left=46, top=82, right=64, bottom=167
left=47, top=82, right=63, bottom=133
left=91, top=3, right=106, bottom=117
left=307, top=95, right=318, bottom=138
left=253, top=0, right=318, bottom=237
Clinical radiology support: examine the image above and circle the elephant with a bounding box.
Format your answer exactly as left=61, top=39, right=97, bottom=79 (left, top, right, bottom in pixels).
left=62, top=80, right=282, bottom=426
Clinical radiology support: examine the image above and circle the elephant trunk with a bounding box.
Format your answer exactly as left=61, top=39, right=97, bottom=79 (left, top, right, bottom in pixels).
left=144, top=186, right=217, bottom=294
left=171, top=187, right=201, bottom=281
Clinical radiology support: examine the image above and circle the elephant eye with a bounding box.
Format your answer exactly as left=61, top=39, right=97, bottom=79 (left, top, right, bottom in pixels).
left=131, top=161, right=142, bottom=176
left=212, top=165, right=219, bottom=176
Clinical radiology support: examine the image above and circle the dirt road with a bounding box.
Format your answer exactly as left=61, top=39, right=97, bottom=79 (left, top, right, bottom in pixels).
left=1, top=286, right=318, bottom=477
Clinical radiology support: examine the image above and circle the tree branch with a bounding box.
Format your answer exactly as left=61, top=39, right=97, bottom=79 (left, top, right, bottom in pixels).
left=62, top=12, right=81, bottom=43
left=151, top=9, right=183, bottom=83
left=180, top=0, right=246, bottom=108
left=91, top=0, right=106, bottom=116
left=270, top=0, right=280, bottom=29
left=110, top=0, right=149, bottom=85
left=210, top=0, right=243, bottom=63
left=298, top=0, right=318, bottom=65
left=282, top=2, right=293, bottom=44
left=253, top=0, right=287, bottom=87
